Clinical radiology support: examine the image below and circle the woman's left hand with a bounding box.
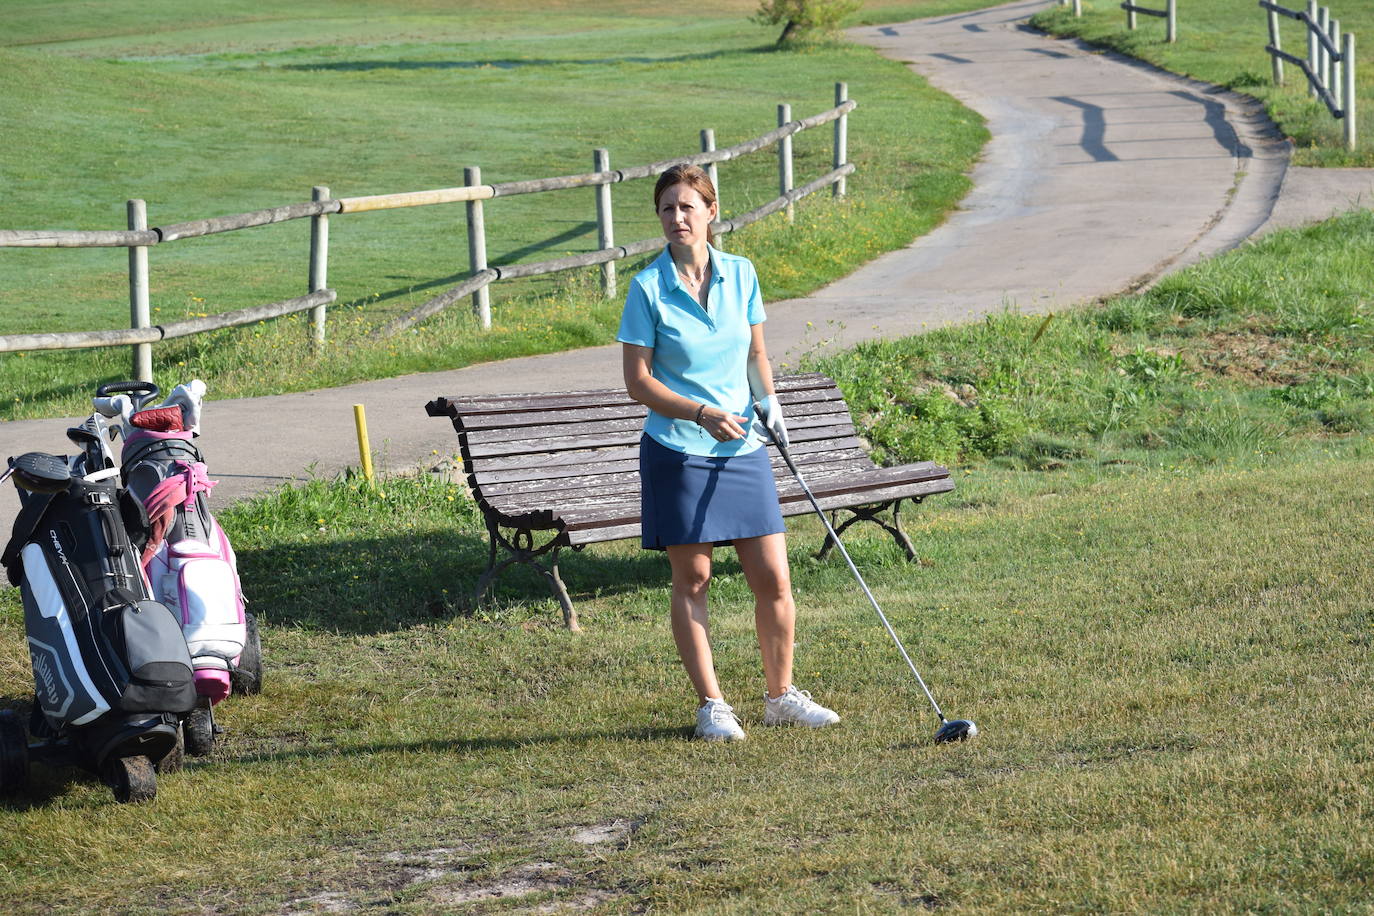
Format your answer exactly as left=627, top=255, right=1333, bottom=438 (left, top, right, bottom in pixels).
left=699, top=407, right=751, bottom=442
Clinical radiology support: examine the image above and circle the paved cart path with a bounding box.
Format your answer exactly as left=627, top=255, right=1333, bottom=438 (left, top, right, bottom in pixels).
left=5, top=0, right=1374, bottom=536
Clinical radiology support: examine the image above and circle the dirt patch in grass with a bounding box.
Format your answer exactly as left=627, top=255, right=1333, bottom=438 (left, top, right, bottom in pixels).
left=1190, top=331, right=1312, bottom=386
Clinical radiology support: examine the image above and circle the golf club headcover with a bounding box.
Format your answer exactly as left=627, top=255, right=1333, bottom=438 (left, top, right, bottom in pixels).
left=131, top=407, right=186, bottom=432
left=163, top=380, right=207, bottom=436
left=753, top=394, right=789, bottom=447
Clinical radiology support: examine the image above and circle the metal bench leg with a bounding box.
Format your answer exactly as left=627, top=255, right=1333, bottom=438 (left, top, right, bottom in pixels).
left=815, top=498, right=919, bottom=562
left=471, top=516, right=581, bottom=631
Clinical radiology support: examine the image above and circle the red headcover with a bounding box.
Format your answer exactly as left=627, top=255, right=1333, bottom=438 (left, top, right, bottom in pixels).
left=130, top=406, right=185, bottom=432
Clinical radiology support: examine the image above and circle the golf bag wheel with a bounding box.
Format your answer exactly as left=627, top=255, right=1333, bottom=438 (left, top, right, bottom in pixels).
left=0, top=711, right=29, bottom=794
left=103, top=755, right=157, bottom=804
left=183, top=702, right=215, bottom=758
left=231, top=612, right=263, bottom=696
left=156, top=725, right=184, bottom=774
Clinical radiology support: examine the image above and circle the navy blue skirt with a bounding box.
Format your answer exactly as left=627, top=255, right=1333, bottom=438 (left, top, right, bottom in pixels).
left=639, top=433, right=786, bottom=550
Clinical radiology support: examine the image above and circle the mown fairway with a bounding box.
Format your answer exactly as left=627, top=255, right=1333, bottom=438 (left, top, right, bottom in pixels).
left=1032, top=0, right=1374, bottom=166
left=1, top=0, right=1006, bottom=420
left=1, top=206, right=1371, bottom=912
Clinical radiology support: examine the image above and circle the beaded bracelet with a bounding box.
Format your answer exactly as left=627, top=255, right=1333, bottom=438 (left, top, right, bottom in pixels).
left=693, top=403, right=707, bottom=425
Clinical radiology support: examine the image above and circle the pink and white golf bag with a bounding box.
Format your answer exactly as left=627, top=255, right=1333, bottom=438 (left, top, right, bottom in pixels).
left=96, top=381, right=248, bottom=705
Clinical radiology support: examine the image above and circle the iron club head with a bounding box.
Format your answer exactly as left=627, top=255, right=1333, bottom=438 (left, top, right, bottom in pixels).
left=934, top=718, right=978, bottom=744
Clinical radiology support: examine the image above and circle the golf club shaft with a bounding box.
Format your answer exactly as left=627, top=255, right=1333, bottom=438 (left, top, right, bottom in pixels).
left=769, top=431, right=946, bottom=722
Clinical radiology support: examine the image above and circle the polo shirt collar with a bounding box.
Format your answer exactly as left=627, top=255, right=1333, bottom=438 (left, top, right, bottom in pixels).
left=661, top=244, right=724, bottom=294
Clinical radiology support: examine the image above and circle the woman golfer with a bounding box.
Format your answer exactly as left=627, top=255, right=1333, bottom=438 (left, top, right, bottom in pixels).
left=617, top=164, right=840, bottom=742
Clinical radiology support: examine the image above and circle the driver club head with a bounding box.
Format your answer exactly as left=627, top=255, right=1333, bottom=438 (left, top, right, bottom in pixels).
left=8, top=452, right=72, bottom=493
left=934, top=719, right=978, bottom=744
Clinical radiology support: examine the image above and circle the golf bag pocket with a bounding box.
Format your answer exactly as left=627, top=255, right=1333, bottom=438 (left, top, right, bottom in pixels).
left=148, top=535, right=245, bottom=703
left=111, top=598, right=199, bottom=713
left=21, top=542, right=112, bottom=728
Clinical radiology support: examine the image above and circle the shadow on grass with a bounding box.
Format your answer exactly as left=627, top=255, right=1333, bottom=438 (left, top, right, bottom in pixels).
left=342, top=220, right=599, bottom=310
left=281, top=47, right=775, bottom=73
left=234, top=527, right=668, bottom=634
left=209, top=726, right=691, bottom=770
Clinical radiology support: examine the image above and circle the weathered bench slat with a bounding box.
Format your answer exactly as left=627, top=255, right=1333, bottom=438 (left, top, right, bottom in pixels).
left=477, top=449, right=880, bottom=501
left=429, top=372, right=839, bottom=419
left=467, top=436, right=871, bottom=485
left=460, top=414, right=855, bottom=461
left=462, top=419, right=864, bottom=462
left=457, top=398, right=850, bottom=444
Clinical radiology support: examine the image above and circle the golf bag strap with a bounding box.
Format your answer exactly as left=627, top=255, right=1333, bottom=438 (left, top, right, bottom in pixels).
left=2, top=491, right=57, bottom=584
left=141, top=461, right=217, bottom=564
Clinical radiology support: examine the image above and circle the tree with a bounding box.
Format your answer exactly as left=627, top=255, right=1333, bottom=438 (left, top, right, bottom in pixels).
left=752, top=0, right=862, bottom=45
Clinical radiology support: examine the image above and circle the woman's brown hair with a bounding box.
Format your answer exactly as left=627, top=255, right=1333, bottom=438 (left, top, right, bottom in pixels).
left=653, top=163, right=717, bottom=211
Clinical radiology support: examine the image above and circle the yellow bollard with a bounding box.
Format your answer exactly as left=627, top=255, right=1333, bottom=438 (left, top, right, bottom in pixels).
left=353, top=404, right=375, bottom=488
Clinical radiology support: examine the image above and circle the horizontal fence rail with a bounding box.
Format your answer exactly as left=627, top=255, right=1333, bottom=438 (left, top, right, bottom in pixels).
left=1261, top=0, right=1357, bottom=149
left=1, top=84, right=856, bottom=382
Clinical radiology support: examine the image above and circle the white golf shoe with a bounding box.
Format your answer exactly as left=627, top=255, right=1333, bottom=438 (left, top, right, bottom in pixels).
left=695, top=698, right=746, bottom=742
left=763, top=686, right=840, bottom=728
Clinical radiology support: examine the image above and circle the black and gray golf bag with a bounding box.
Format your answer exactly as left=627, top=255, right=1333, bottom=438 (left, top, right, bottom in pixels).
left=0, top=426, right=197, bottom=803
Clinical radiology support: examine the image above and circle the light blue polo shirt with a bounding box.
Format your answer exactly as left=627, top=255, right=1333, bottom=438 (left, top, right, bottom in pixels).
left=617, top=245, right=766, bottom=457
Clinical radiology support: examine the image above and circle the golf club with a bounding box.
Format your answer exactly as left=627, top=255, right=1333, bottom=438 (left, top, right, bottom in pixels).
left=755, top=405, right=978, bottom=744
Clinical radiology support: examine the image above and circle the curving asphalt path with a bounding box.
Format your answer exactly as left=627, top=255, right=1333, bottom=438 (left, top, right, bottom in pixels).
left=5, top=0, right=1374, bottom=536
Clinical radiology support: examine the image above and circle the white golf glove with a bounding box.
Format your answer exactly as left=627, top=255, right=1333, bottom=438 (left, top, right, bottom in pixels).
left=754, top=394, right=789, bottom=447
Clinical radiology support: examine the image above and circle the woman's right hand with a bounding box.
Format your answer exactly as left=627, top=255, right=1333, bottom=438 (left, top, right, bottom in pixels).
left=697, top=406, right=751, bottom=442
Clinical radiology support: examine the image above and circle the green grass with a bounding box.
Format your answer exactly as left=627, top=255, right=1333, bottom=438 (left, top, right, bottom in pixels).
left=1029, top=0, right=1374, bottom=165
left=1, top=209, right=1372, bottom=914
left=0, top=0, right=1005, bottom=421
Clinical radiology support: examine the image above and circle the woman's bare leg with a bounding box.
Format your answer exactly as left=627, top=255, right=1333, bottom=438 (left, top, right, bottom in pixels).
left=666, top=543, right=721, bottom=703
left=735, top=532, right=794, bottom=699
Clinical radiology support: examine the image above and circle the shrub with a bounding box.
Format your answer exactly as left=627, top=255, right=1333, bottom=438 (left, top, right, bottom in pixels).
left=752, top=0, right=861, bottom=45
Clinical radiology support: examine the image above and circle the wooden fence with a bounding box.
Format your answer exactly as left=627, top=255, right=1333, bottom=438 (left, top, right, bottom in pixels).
left=0, top=83, right=856, bottom=381
left=1262, top=1, right=1358, bottom=150
left=1123, top=0, right=1178, bottom=42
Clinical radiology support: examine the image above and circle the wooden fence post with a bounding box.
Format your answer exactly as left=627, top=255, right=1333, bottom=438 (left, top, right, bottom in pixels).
left=1268, top=6, right=1284, bottom=86
left=1345, top=32, right=1357, bottom=151
left=309, top=185, right=329, bottom=348
left=833, top=82, right=848, bottom=198
left=465, top=166, right=490, bottom=329
left=778, top=103, right=794, bottom=223
left=127, top=199, right=152, bottom=383
left=1166, top=0, right=1177, bottom=43
left=1072, top=0, right=1081, bottom=17
left=1128, top=2, right=1137, bottom=30
left=1307, top=1, right=1319, bottom=98
left=593, top=148, right=616, bottom=300
left=1317, top=7, right=1330, bottom=89
left=1330, top=18, right=1342, bottom=111
left=701, top=129, right=723, bottom=250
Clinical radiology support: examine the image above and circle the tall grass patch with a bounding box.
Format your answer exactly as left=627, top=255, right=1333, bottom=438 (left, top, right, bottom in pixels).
left=811, top=209, right=1374, bottom=471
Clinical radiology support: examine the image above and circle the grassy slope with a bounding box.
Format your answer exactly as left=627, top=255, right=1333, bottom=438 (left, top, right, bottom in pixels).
left=0, top=206, right=1371, bottom=913
left=1028, top=0, right=1374, bottom=165
left=0, top=0, right=1004, bottom=420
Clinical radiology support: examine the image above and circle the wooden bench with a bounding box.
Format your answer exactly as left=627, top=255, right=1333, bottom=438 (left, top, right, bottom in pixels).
left=426, top=373, right=955, bottom=631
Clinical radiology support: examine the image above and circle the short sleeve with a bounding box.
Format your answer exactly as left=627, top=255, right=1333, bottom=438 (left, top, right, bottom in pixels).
left=616, top=280, right=657, bottom=348
left=745, top=262, right=766, bottom=325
